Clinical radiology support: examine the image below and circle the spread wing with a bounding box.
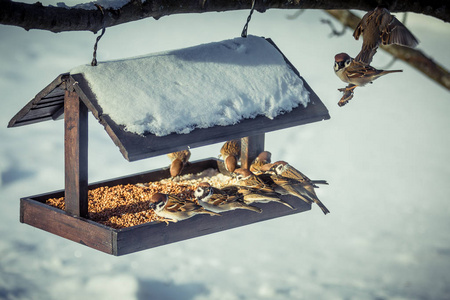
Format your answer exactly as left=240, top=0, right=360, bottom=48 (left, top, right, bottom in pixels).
left=353, top=9, right=374, bottom=40
left=381, top=16, right=419, bottom=47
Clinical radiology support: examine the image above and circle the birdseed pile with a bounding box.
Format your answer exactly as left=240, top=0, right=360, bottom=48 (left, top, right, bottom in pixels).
left=46, top=169, right=235, bottom=229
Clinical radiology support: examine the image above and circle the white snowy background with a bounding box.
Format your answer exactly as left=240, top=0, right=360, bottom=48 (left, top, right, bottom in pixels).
left=1, top=2, right=450, bottom=300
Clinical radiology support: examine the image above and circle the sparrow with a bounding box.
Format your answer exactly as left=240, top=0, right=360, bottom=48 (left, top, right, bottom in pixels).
left=249, top=151, right=272, bottom=175
left=167, top=149, right=191, bottom=177
left=219, top=140, right=241, bottom=173
left=233, top=168, right=275, bottom=192
left=268, top=174, right=330, bottom=215
left=149, top=192, right=220, bottom=223
left=233, top=168, right=294, bottom=209
left=194, top=182, right=262, bottom=213
left=256, top=162, right=330, bottom=215
left=267, top=161, right=328, bottom=188
left=334, top=52, right=402, bottom=89
left=353, top=7, right=419, bottom=65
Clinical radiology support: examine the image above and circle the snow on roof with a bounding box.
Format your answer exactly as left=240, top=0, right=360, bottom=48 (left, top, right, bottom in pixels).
left=70, top=35, right=310, bottom=136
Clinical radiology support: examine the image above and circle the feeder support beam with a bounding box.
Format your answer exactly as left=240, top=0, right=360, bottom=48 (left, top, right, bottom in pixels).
left=240, top=134, right=265, bottom=169
left=64, top=90, right=89, bottom=218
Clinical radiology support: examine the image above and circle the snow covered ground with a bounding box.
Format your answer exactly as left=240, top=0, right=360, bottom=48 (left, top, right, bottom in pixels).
left=1, top=5, right=450, bottom=300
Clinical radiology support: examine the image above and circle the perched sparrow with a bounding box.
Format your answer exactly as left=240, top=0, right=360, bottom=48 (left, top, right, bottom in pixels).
left=233, top=168, right=276, bottom=193
left=271, top=176, right=330, bottom=215
left=249, top=151, right=272, bottom=175
left=266, top=172, right=330, bottom=215
left=194, top=182, right=262, bottom=213
left=267, top=161, right=328, bottom=188
left=219, top=140, right=241, bottom=173
left=353, top=7, right=419, bottom=64
left=167, top=149, right=191, bottom=177
left=233, top=168, right=294, bottom=209
left=149, top=192, right=219, bottom=223
left=334, top=53, right=402, bottom=89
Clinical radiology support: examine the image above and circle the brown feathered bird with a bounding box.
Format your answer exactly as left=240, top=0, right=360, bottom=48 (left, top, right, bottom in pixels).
left=259, top=162, right=330, bottom=215
left=194, top=182, right=262, bottom=213
left=249, top=151, right=272, bottom=175
left=353, top=7, right=418, bottom=65
left=167, top=149, right=191, bottom=178
left=149, top=192, right=220, bottom=223
left=219, top=140, right=241, bottom=173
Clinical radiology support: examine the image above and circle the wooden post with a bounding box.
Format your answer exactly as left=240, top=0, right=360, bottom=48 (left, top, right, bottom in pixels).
left=64, top=90, right=88, bottom=218
left=240, top=134, right=265, bottom=169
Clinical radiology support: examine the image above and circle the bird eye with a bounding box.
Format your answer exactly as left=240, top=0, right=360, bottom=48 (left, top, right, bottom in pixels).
left=345, top=59, right=352, bottom=67
left=334, top=62, right=340, bottom=71
left=276, top=165, right=283, bottom=174
left=156, top=201, right=165, bottom=210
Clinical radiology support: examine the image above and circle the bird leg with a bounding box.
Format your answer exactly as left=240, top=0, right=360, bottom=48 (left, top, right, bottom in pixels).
left=338, top=84, right=356, bottom=107
left=338, top=84, right=357, bottom=92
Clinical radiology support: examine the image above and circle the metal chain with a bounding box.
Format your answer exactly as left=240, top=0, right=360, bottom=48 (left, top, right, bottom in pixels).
left=241, top=0, right=256, bottom=38
left=91, top=5, right=106, bottom=66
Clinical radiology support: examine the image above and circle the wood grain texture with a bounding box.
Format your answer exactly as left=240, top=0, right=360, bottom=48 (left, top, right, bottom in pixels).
left=241, top=134, right=265, bottom=169
left=20, top=198, right=114, bottom=254
left=114, top=194, right=310, bottom=256
left=64, top=90, right=89, bottom=218
left=8, top=74, right=66, bottom=128
left=20, top=158, right=314, bottom=256
left=9, top=39, right=330, bottom=164
left=1, top=0, right=448, bottom=33
left=69, top=38, right=330, bottom=162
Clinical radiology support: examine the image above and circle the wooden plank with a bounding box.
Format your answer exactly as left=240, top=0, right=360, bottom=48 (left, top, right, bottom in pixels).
left=7, top=74, right=67, bottom=128
left=241, top=134, right=265, bottom=169
left=73, top=72, right=329, bottom=162
left=115, top=195, right=310, bottom=256
left=64, top=90, right=88, bottom=218
left=26, top=158, right=219, bottom=203
left=20, top=158, right=313, bottom=256
left=69, top=37, right=330, bottom=162
left=20, top=198, right=114, bottom=254
left=11, top=115, right=55, bottom=127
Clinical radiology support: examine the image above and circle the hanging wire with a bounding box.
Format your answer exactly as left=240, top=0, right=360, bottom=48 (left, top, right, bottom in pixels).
left=91, top=4, right=106, bottom=66
left=241, top=0, right=256, bottom=38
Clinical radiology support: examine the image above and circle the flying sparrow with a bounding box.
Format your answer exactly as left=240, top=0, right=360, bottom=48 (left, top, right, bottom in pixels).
left=353, top=7, right=419, bottom=65
left=249, top=151, right=272, bottom=175
left=233, top=168, right=294, bottom=209
left=219, top=140, right=241, bottom=173
left=194, top=182, right=262, bottom=213
left=167, top=149, right=191, bottom=177
left=149, top=192, right=220, bottom=223
left=334, top=52, right=402, bottom=88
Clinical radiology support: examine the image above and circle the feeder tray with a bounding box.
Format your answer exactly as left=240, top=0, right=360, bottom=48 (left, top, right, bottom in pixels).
left=8, top=36, right=330, bottom=255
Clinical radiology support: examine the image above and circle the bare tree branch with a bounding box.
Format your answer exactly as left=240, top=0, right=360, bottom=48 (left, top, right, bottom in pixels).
left=0, top=0, right=449, bottom=33
left=325, top=9, right=450, bottom=91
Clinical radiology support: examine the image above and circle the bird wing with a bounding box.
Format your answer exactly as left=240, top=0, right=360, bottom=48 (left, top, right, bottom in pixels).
left=381, top=16, right=419, bottom=47
left=165, top=195, right=188, bottom=211
left=354, top=47, right=378, bottom=65
left=178, top=201, right=202, bottom=212
left=282, top=166, right=311, bottom=183
left=353, top=9, right=374, bottom=40
left=347, top=61, right=383, bottom=79
left=209, top=187, right=243, bottom=206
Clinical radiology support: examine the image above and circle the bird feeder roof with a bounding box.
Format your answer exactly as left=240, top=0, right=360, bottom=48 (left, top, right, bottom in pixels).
left=8, top=36, right=330, bottom=161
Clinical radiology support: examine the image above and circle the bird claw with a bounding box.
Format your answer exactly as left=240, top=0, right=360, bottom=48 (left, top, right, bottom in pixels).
left=337, top=84, right=356, bottom=107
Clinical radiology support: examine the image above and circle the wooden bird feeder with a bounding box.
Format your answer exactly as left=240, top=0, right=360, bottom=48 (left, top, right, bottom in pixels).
left=8, top=36, right=330, bottom=256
